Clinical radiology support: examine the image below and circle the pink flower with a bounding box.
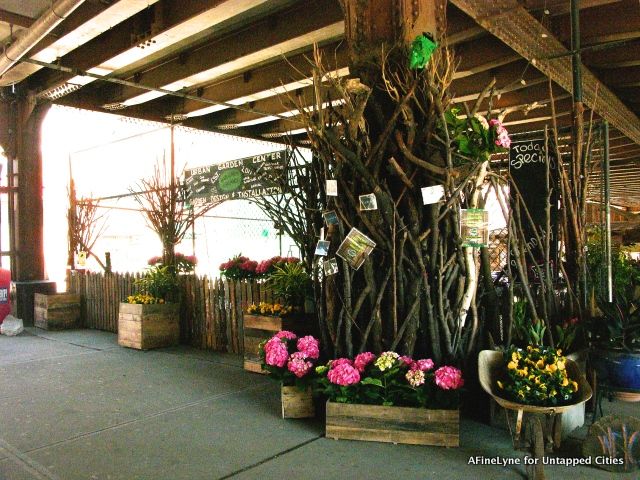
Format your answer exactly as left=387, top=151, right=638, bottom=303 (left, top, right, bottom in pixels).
left=287, top=351, right=313, bottom=378
left=412, top=359, right=435, bottom=372
left=264, top=338, right=288, bottom=368
left=399, top=356, right=414, bottom=366
left=327, top=363, right=361, bottom=386
left=354, top=352, right=376, bottom=372
left=297, top=335, right=320, bottom=359
left=434, top=366, right=464, bottom=390
left=330, top=358, right=353, bottom=369
left=406, top=368, right=426, bottom=387
left=275, top=330, right=297, bottom=340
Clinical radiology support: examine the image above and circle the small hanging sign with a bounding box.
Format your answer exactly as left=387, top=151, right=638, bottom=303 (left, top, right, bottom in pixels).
left=460, top=208, right=489, bottom=248
left=359, top=193, right=378, bottom=211
left=421, top=185, right=445, bottom=205
left=315, top=240, right=330, bottom=257
left=336, top=228, right=376, bottom=270
left=323, top=258, right=339, bottom=276
left=326, top=179, right=338, bottom=196
left=77, top=251, right=87, bottom=267
left=323, top=210, right=340, bottom=226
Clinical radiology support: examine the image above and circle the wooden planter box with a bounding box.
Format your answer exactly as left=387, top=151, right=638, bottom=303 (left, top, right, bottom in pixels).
left=34, top=293, right=81, bottom=330
left=281, top=385, right=314, bottom=419
left=118, top=302, right=179, bottom=350
left=242, top=314, right=316, bottom=373
left=325, top=402, right=459, bottom=447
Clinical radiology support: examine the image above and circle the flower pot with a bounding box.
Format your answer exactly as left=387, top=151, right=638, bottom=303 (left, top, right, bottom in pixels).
left=325, top=401, right=459, bottom=447
left=118, top=302, right=179, bottom=350
left=591, top=348, right=640, bottom=391
left=281, top=385, right=314, bottom=419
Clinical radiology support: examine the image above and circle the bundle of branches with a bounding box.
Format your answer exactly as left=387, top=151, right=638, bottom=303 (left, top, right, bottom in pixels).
left=257, top=45, right=510, bottom=363
left=67, top=175, right=108, bottom=271
left=133, top=157, right=218, bottom=270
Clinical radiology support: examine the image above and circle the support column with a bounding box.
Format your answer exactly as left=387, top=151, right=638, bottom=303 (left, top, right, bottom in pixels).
left=0, top=92, right=55, bottom=324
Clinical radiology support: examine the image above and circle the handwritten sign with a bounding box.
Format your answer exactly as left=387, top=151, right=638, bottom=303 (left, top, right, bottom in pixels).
left=509, top=138, right=559, bottom=281
left=184, top=150, right=287, bottom=203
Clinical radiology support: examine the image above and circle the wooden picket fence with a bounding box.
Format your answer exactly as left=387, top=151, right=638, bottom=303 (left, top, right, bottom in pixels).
left=67, top=271, right=275, bottom=353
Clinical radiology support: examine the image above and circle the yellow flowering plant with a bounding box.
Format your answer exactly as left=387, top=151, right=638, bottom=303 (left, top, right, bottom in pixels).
left=497, top=345, right=578, bottom=406
left=126, top=293, right=165, bottom=305
left=246, top=302, right=294, bottom=317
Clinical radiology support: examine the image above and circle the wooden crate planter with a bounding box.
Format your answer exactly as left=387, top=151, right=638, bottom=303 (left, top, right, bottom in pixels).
left=325, top=402, right=459, bottom=447
left=242, top=314, right=316, bottom=373
left=34, top=293, right=81, bottom=330
left=281, top=385, right=314, bottom=419
left=118, top=302, right=179, bottom=350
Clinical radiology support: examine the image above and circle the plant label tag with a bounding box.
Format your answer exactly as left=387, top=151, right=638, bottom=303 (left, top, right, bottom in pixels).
left=326, top=179, right=338, bottom=196
left=421, top=185, right=445, bottom=205
left=315, top=240, right=330, bottom=256
left=359, top=193, right=378, bottom=211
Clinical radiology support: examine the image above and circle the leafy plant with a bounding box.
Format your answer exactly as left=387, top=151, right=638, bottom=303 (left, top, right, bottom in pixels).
left=512, top=299, right=546, bottom=346
left=267, top=262, right=312, bottom=307
left=133, top=265, right=178, bottom=302
left=442, top=108, right=510, bottom=163
left=592, top=294, right=640, bottom=351
left=314, top=352, right=463, bottom=409
left=497, top=345, right=578, bottom=406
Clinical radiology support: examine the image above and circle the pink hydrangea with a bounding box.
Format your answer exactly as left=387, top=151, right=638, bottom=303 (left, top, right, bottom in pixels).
left=264, top=338, right=288, bottom=368
left=406, top=368, right=426, bottom=387
left=287, top=351, right=313, bottom=378
left=297, top=335, right=320, bottom=359
left=412, top=359, right=435, bottom=372
left=275, top=330, right=297, bottom=340
left=354, top=352, right=376, bottom=372
left=399, top=356, right=414, bottom=366
left=327, top=363, right=361, bottom=386
left=434, top=366, right=464, bottom=390
left=330, top=358, right=353, bottom=369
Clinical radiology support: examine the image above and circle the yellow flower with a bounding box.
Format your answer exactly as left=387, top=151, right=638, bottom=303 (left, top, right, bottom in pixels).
left=556, top=349, right=562, bottom=355
left=561, top=377, right=569, bottom=387
left=556, top=360, right=565, bottom=371
left=512, top=351, right=520, bottom=362
left=497, top=380, right=504, bottom=389
left=536, top=359, right=545, bottom=369
left=545, top=364, right=558, bottom=373
left=571, top=381, right=578, bottom=392
left=507, top=361, right=517, bottom=370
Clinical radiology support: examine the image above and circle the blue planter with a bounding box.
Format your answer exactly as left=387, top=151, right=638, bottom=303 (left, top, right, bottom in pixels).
left=591, top=348, right=640, bottom=390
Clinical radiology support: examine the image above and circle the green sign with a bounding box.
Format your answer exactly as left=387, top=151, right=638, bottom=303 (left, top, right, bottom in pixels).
left=184, top=150, right=287, bottom=204
left=460, top=208, right=489, bottom=248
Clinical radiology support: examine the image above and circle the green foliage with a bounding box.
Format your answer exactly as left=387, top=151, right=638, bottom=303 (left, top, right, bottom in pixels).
left=512, top=299, right=546, bottom=347
left=267, top=262, right=312, bottom=307
left=497, top=345, right=578, bottom=406
left=442, top=108, right=509, bottom=163
left=134, top=265, right=178, bottom=302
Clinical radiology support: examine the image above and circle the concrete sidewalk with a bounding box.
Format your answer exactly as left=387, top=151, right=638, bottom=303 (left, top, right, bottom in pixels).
left=0, top=329, right=636, bottom=480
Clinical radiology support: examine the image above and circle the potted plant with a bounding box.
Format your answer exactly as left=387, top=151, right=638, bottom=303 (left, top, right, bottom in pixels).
left=219, top=254, right=258, bottom=280
left=118, top=265, right=180, bottom=350
left=266, top=261, right=312, bottom=312
left=315, top=352, right=463, bottom=446
left=587, top=236, right=640, bottom=395
left=259, top=330, right=320, bottom=418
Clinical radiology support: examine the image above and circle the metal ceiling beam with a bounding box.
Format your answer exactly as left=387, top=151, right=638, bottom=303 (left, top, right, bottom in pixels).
left=103, top=0, right=344, bottom=107
left=450, top=0, right=640, bottom=145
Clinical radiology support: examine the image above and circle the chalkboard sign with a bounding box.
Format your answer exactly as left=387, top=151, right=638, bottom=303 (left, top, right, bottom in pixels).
left=184, top=150, right=287, bottom=204
left=509, top=138, right=559, bottom=282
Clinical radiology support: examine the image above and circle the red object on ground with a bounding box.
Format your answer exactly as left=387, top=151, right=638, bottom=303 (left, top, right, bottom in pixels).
left=0, top=269, right=10, bottom=324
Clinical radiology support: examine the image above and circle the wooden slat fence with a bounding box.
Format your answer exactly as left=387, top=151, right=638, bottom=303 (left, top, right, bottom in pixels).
left=68, top=271, right=275, bottom=353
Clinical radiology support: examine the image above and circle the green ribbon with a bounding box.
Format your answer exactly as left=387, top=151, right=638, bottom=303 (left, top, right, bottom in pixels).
left=409, top=33, right=438, bottom=70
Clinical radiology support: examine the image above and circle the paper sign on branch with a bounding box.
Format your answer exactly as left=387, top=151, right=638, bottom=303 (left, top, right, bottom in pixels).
left=315, top=240, right=330, bottom=257
left=326, top=180, right=338, bottom=196
left=336, top=228, right=376, bottom=270
left=323, top=210, right=340, bottom=226
left=460, top=208, right=489, bottom=248
left=359, top=193, right=377, bottom=211
left=323, top=258, right=339, bottom=276
left=421, top=185, right=445, bottom=205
